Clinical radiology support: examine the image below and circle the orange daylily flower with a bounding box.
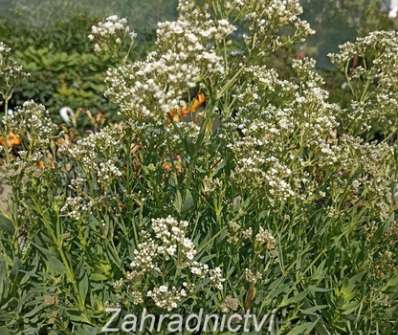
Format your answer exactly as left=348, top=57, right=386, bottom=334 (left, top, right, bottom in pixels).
left=191, top=93, right=206, bottom=111
left=0, top=132, right=21, bottom=148
left=167, top=93, right=206, bottom=122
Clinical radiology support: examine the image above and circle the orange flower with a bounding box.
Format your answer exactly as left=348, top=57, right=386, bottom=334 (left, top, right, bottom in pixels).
left=191, top=93, right=206, bottom=112
left=0, top=132, right=21, bottom=148
left=162, top=162, right=173, bottom=172
left=36, top=160, right=46, bottom=170
left=162, top=155, right=184, bottom=174
left=167, top=108, right=183, bottom=123
left=179, top=106, right=193, bottom=119
left=167, top=93, right=206, bottom=123
left=36, top=155, right=56, bottom=171
left=7, top=132, right=21, bottom=146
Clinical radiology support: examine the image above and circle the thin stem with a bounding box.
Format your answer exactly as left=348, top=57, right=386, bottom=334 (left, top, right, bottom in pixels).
left=4, top=98, right=9, bottom=115
left=1, top=91, right=12, bottom=115
left=124, top=39, right=135, bottom=64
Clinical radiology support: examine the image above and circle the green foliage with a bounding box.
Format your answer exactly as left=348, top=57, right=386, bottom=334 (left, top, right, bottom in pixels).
left=13, top=47, right=111, bottom=115
left=0, top=13, right=151, bottom=118
left=0, top=15, right=114, bottom=118
left=1, top=0, right=177, bottom=38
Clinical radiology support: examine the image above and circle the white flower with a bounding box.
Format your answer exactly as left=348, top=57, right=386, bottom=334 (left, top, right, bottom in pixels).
left=89, top=15, right=134, bottom=54
left=159, top=285, right=168, bottom=293
left=108, top=15, right=119, bottom=22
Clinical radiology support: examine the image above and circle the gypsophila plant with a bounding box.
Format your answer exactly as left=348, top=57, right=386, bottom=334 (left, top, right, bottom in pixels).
left=89, top=15, right=137, bottom=60
left=121, top=216, right=225, bottom=312
left=0, top=1, right=397, bottom=334
left=0, top=42, right=29, bottom=114
left=330, top=31, right=398, bottom=139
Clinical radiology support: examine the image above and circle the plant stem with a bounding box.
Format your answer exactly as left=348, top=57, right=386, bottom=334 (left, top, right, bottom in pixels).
left=4, top=99, right=8, bottom=115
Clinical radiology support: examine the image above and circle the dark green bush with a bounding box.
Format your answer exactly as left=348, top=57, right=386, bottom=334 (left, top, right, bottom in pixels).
left=0, top=14, right=153, bottom=121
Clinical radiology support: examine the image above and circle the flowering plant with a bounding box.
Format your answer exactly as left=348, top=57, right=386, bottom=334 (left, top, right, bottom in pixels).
left=0, top=42, right=29, bottom=113
left=0, top=1, right=397, bottom=334
left=89, top=15, right=137, bottom=60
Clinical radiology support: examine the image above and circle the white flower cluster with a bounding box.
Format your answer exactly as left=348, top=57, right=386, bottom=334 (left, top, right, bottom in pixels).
left=330, top=31, right=398, bottom=136
left=64, top=125, right=122, bottom=173
left=226, top=0, right=314, bottom=55
left=0, top=41, right=11, bottom=58
left=2, top=101, right=56, bottom=148
left=105, top=2, right=236, bottom=120
left=147, top=285, right=188, bottom=312
left=0, top=42, right=29, bottom=103
left=244, top=268, right=263, bottom=284
left=97, top=160, right=123, bottom=185
left=255, top=227, right=277, bottom=252
left=60, top=125, right=124, bottom=220
left=152, top=217, right=196, bottom=260
left=61, top=196, right=93, bottom=221
left=125, top=216, right=224, bottom=311
left=89, top=15, right=136, bottom=54
left=226, top=59, right=338, bottom=203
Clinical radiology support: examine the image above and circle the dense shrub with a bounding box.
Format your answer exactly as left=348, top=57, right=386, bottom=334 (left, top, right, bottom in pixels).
left=0, top=15, right=113, bottom=119
left=0, top=13, right=152, bottom=120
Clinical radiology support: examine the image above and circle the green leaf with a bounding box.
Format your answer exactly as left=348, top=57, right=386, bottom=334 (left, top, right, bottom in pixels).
left=78, top=273, right=89, bottom=303
left=300, top=305, right=328, bottom=316
left=287, top=321, right=318, bottom=335
left=182, top=189, right=194, bottom=212
left=90, top=273, right=109, bottom=282
left=46, top=256, right=66, bottom=275
left=66, top=309, right=92, bottom=325
left=174, top=190, right=183, bottom=214
left=0, top=214, right=14, bottom=235
left=24, top=304, right=48, bottom=319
